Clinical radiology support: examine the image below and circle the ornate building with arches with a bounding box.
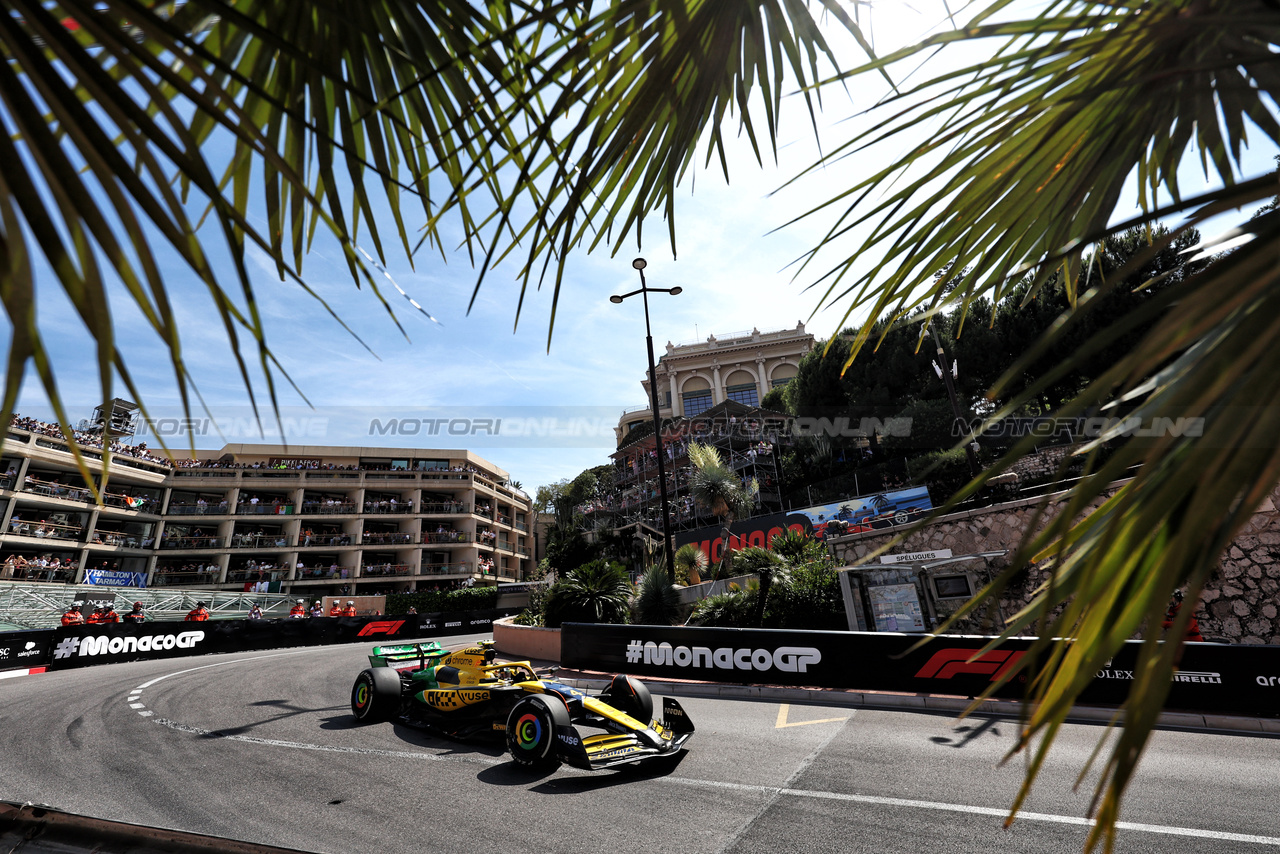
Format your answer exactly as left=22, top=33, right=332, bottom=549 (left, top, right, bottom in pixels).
left=614, top=322, right=814, bottom=443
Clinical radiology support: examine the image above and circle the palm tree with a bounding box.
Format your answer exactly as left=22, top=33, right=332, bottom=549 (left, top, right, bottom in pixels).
left=686, top=442, right=754, bottom=580
left=10, top=2, right=1280, bottom=847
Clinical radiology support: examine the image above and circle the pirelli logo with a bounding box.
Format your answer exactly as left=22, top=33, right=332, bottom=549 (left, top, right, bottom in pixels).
left=914, top=649, right=1026, bottom=681
left=357, top=621, right=406, bottom=637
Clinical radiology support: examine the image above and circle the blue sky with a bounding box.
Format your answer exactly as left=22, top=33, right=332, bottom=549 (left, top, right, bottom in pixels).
left=9, top=2, right=1279, bottom=494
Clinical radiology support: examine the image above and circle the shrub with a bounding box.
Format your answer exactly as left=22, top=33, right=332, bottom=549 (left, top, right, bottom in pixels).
left=631, top=564, right=682, bottom=626
left=387, top=586, right=497, bottom=615
left=542, top=559, right=632, bottom=628
left=688, top=588, right=758, bottom=628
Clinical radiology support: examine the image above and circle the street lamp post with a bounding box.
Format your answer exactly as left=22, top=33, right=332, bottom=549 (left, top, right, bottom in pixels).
left=611, top=259, right=681, bottom=584
left=924, top=321, right=981, bottom=477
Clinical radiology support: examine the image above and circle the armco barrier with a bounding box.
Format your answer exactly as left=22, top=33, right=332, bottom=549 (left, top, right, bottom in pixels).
left=561, top=624, right=1280, bottom=718
left=0, top=610, right=516, bottom=672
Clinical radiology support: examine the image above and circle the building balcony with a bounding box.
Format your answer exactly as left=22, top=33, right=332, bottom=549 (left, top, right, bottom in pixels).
left=420, top=502, right=470, bottom=514
left=298, top=502, right=357, bottom=515
left=422, top=531, right=471, bottom=544
left=167, top=503, right=231, bottom=516
left=361, top=502, right=414, bottom=514
left=236, top=503, right=296, bottom=516
left=6, top=521, right=83, bottom=542
left=152, top=570, right=220, bottom=586
left=361, top=532, right=415, bottom=546
left=226, top=534, right=292, bottom=549
left=358, top=563, right=413, bottom=578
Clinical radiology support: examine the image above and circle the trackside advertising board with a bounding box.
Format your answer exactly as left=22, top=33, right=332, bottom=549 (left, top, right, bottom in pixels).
left=0, top=630, right=53, bottom=672
left=561, top=624, right=1280, bottom=717
left=42, top=610, right=516, bottom=670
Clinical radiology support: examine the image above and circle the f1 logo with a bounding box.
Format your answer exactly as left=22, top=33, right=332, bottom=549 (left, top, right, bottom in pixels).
left=914, top=648, right=1025, bottom=681
left=356, top=620, right=405, bottom=637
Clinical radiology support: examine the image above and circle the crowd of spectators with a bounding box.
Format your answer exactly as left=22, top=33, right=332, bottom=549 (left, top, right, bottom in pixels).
left=9, top=414, right=170, bottom=465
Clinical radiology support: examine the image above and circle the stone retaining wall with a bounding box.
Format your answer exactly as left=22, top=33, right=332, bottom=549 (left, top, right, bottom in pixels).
left=828, top=483, right=1280, bottom=645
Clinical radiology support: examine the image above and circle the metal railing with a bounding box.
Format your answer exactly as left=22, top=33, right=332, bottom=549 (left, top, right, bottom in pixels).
left=159, top=535, right=224, bottom=549
left=0, top=583, right=298, bottom=629
left=298, top=502, right=357, bottom=515
left=420, top=502, right=470, bottom=514
left=360, top=532, right=414, bottom=545
left=236, top=503, right=294, bottom=515
left=422, top=531, right=470, bottom=544
left=227, top=534, right=293, bottom=549
left=167, top=503, right=230, bottom=516
left=359, top=564, right=412, bottom=577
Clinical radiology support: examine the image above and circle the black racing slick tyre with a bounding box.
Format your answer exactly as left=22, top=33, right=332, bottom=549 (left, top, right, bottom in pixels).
left=351, top=667, right=402, bottom=724
left=506, top=694, right=570, bottom=770
left=602, top=674, right=653, bottom=725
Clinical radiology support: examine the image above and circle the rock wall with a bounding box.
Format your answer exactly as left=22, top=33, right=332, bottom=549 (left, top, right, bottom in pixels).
left=828, top=484, right=1280, bottom=644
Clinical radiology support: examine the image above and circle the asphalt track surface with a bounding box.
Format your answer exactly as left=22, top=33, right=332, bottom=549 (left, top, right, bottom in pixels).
left=2, top=633, right=1279, bottom=854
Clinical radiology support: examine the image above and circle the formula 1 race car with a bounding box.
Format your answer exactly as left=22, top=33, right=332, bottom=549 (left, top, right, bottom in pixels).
left=350, top=640, right=693, bottom=771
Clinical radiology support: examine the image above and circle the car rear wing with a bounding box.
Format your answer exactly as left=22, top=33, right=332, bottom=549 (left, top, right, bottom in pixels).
left=368, top=642, right=449, bottom=669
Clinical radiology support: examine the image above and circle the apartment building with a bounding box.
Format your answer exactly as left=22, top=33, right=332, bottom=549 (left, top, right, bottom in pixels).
left=0, top=427, right=534, bottom=595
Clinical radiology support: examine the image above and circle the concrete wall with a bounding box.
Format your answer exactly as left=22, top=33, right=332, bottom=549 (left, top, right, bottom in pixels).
left=828, top=483, right=1280, bottom=645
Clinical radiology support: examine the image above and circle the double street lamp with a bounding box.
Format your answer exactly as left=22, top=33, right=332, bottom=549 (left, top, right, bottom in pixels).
left=611, top=258, right=681, bottom=584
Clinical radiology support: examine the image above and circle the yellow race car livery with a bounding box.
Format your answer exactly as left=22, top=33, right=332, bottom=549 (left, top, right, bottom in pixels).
left=350, top=639, right=693, bottom=771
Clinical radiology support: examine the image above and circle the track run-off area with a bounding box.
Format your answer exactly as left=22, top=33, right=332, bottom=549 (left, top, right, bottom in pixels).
left=2, top=633, right=1278, bottom=854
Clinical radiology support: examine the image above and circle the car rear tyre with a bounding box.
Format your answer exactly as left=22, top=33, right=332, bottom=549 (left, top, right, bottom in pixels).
left=351, top=667, right=401, bottom=723
left=602, top=674, right=653, bottom=725
left=506, top=694, right=569, bottom=770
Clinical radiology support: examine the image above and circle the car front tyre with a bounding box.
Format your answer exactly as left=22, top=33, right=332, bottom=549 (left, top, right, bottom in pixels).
left=506, top=694, right=570, bottom=770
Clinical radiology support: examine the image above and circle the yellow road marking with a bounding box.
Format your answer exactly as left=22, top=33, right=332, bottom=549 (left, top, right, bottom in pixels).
left=775, top=704, right=851, bottom=729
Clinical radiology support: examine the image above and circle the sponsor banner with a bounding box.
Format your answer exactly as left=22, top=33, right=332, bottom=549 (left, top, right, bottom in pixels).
left=412, top=610, right=515, bottom=638
left=45, top=609, right=518, bottom=670
left=83, top=569, right=147, bottom=588
left=674, top=513, right=811, bottom=563
left=0, top=630, right=54, bottom=672
left=562, top=624, right=1280, bottom=716
left=795, top=486, right=933, bottom=539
